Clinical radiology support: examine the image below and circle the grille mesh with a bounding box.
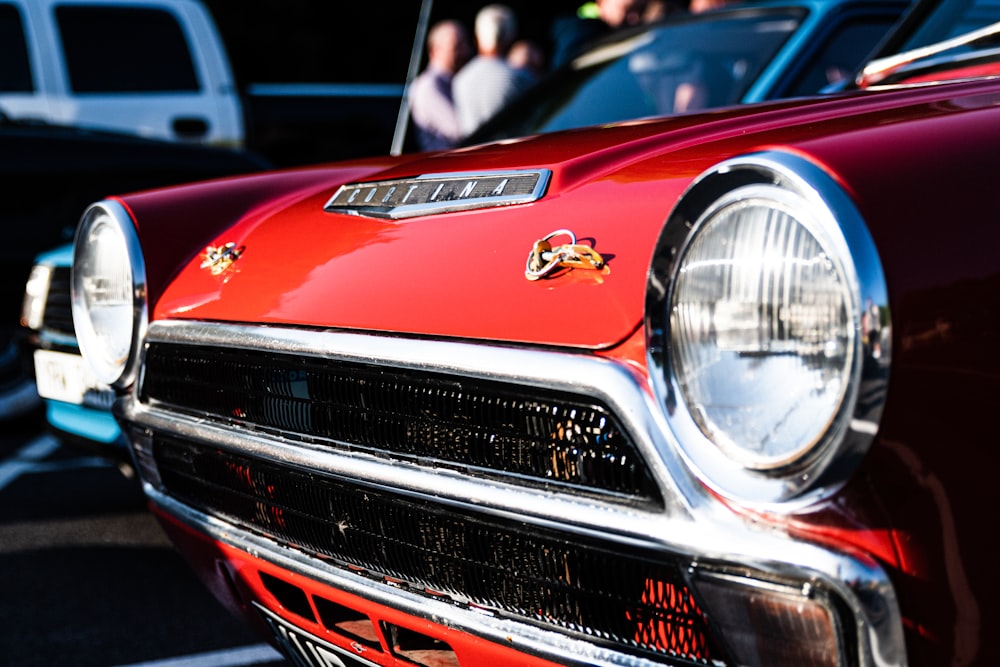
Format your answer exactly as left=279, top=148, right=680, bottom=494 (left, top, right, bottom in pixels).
left=42, top=266, right=74, bottom=336
left=153, top=435, right=717, bottom=663
left=140, top=343, right=659, bottom=501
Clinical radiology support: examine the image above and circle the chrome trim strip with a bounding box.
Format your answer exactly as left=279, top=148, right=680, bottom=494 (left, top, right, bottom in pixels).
left=125, top=320, right=904, bottom=667
left=859, top=20, right=1000, bottom=87
left=324, top=169, right=550, bottom=220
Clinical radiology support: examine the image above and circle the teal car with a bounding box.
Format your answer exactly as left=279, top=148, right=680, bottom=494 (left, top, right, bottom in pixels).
left=468, top=0, right=911, bottom=142
left=22, top=244, right=125, bottom=456
left=11, top=122, right=267, bottom=459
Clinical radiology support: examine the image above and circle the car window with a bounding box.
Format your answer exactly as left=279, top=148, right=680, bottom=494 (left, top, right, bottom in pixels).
left=469, top=10, right=804, bottom=143
left=0, top=3, right=33, bottom=93
left=784, top=17, right=900, bottom=97
left=55, top=5, right=199, bottom=93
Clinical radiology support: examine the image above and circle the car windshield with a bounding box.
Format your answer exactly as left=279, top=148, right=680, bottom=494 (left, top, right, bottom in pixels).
left=467, top=8, right=805, bottom=144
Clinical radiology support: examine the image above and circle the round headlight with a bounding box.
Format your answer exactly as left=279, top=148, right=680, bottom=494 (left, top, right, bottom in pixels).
left=647, top=152, right=889, bottom=506
left=71, top=201, right=147, bottom=388
left=671, top=185, right=852, bottom=470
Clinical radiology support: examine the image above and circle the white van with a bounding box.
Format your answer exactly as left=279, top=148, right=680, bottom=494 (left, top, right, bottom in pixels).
left=0, top=0, right=243, bottom=146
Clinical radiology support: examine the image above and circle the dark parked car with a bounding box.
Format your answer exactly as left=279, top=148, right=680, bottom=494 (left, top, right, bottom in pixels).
left=7, top=114, right=267, bottom=428
left=70, top=15, right=1000, bottom=667
left=2, top=114, right=267, bottom=322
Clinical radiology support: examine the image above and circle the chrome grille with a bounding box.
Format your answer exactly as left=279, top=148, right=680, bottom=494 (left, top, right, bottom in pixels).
left=153, top=434, right=719, bottom=664
left=140, top=343, right=660, bottom=502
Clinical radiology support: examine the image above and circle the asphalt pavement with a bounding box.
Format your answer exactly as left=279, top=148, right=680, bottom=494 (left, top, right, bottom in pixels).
left=0, top=405, right=290, bottom=667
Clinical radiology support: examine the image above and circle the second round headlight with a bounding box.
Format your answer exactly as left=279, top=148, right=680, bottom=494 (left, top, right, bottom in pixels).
left=71, top=201, right=146, bottom=388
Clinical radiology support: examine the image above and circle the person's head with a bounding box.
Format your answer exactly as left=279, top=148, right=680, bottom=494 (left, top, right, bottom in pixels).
left=597, top=0, right=648, bottom=27
left=474, top=4, right=518, bottom=56
left=427, top=20, right=471, bottom=73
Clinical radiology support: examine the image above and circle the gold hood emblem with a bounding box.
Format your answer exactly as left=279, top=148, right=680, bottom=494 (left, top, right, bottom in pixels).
left=200, top=242, right=244, bottom=275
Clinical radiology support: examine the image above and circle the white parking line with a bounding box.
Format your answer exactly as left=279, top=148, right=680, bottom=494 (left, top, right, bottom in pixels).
left=110, top=644, right=285, bottom=667
left=0, top=433, right=61, bottom=491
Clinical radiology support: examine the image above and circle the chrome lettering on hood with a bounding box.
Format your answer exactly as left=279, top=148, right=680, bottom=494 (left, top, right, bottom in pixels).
left=324, top=170, right=550, bottom=220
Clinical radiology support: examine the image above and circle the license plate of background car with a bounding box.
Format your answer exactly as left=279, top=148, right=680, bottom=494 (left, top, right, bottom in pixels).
left=33, top=349, right=111, bottom=405
left=255, top=603, right=382, bottom=667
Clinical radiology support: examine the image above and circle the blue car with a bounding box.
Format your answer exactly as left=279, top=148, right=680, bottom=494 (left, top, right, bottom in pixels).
left=22, top=244, right=125, bottom=456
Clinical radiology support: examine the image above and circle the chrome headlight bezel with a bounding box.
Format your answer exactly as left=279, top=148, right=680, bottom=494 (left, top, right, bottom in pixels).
left=71, top=200, right=148, bottom=390
left=646, top=151, right=890, bottom=507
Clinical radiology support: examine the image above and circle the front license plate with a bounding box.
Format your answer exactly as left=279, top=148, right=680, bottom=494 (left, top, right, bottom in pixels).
left=256, top=604, right=382, bottom=667
left=33, top=349, right=111, bottom=406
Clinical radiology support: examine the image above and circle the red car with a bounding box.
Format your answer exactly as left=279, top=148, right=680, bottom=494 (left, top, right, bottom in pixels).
left=70, top=25, right=998, bottom=667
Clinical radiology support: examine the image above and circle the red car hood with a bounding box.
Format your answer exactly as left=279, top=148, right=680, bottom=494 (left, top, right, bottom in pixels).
left=136, top=120, right=705, bottom=349
left=126, top=81, right=1000, bottom=350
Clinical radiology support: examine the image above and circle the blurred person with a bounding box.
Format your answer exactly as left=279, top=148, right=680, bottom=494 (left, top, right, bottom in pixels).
left=410, top=20, right=472, bottom=151
left=643, top=0, right=687, bottom=21
left=597, top=0, right=650, bottom=26
left=689, top=0, right=741, bottom=12
left=643, top=0, right=669, bottom=21
left=453, top=4, right=531, bottom=136
left=667, top=0, right=743, bottom=110
left=508, top=39, right=547, bottom=81
left=550, top=0, right=648, bottom=68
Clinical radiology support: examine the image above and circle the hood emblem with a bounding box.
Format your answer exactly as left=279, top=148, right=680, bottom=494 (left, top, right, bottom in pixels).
left=325, top=169, right=550, bottom=220
left=525, top=229, right=605, bottom=281
left=201, top=242, right=244, bottom=275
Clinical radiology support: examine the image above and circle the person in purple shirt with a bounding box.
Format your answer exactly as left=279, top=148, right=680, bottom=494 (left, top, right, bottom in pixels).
left=410, top=20, right=472, bottom=152
left=453, top=5, right=532, bottom=138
